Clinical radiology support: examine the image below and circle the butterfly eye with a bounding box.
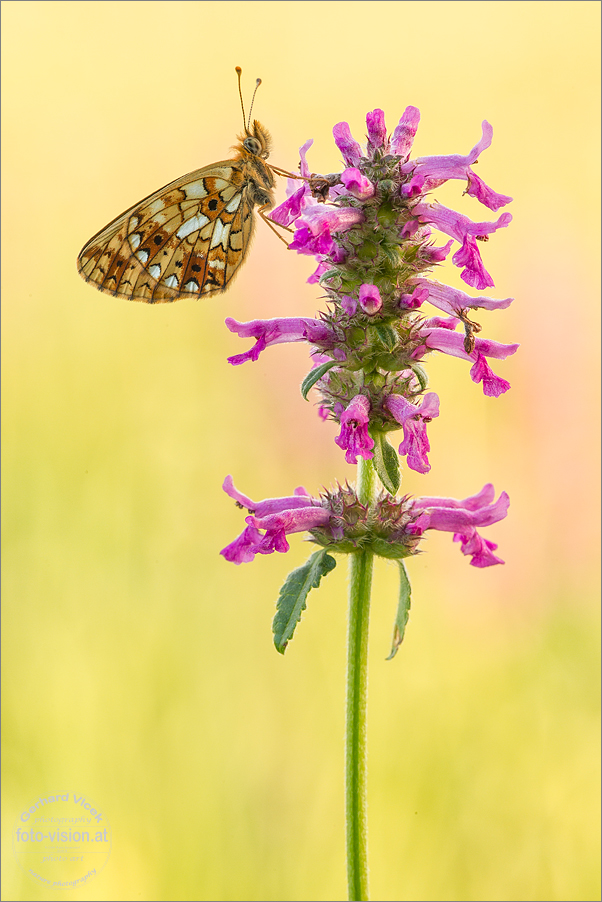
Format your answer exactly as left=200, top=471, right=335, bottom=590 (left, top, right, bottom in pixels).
left=243, top=136, right=262, bottom=156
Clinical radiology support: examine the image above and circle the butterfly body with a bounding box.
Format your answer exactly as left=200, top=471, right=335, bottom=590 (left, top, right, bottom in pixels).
left=77, top=121, right=275, bottom=302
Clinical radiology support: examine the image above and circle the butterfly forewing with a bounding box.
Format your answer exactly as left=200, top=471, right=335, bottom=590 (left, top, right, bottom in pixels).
left=78, top=154, right=267, bottom=303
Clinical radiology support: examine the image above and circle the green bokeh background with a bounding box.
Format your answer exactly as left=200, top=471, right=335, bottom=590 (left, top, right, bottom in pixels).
left=2, top=2, right=600, bottom=900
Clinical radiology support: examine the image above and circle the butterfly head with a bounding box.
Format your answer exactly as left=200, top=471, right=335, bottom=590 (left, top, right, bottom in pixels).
left=237, top=120, right=272, bottom=161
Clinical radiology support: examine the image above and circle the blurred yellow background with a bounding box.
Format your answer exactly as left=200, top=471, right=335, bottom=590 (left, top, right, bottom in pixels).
left=2, top=1, right=600, bottom=900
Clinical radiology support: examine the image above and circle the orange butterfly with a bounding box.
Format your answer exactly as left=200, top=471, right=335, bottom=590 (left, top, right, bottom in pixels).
left=77, top=69, right=291, bottom=303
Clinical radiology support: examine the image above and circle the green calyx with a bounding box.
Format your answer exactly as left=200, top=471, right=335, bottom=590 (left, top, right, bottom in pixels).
left=307, top=486, right=422, bottom=561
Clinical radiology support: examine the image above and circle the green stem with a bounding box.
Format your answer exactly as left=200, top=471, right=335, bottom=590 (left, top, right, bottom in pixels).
left=346, top=457, right=375, bottom=901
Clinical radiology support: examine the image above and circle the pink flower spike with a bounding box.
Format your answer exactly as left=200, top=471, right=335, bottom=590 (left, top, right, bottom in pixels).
left=334, top=394, right=375, bottom=464
left=341, top=168, right=375, bottom=199
left=358, top=283, right=382, bottom=315
left=333, top=121, right=363, bottom=167
left=385, top=392, right=440, bottom=473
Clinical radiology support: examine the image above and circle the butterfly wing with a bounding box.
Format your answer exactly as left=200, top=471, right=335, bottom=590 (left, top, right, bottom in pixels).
left=77, top=161, right=256, bottom=302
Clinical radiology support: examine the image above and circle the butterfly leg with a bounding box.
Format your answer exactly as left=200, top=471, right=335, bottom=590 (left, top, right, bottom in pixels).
left=270, top=164, right=312, bottom=181
left=258, top=205, right=293, bottom=246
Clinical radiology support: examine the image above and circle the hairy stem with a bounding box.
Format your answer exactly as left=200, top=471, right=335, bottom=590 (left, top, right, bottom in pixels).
left=345, top=457, right=376, bottom=901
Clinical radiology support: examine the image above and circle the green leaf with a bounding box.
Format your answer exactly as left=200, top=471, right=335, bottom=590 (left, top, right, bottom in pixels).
left=300, top=360, right=338, bottom=400
left=272, top=550, right=337, bottom=654
left=386, top=561, right=412, bottom=660
left=371, top=431, right=400, bottom=495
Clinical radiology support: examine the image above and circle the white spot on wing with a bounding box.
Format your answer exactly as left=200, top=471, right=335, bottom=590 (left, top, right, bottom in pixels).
left=225, top=194, right=242, bottom=213
left=184, top=279, right=200, bottom=291
left=164, top=274, right=178, bottom=288
left=136, top=249, right=150, bottom=264
left=177, top=213, right=211, bottom=240
left=210, top=219, right=231, bottom=249
left=208, top=259, right=225, bottom=270
left=183, top=181, right=208, bottom=199
left=130, top=232, right=142, bottom=250
left=149, top=264, right=161, bottom=279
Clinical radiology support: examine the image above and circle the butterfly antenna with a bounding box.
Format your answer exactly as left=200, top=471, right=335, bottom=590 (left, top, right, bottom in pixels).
left=247, top=78, right=262, bottom=132
left=235, top=66, right=248, bottom=134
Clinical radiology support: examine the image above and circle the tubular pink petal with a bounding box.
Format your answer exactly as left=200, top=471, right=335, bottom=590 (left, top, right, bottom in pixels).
left=390, top=106, right=420, bottom=160
left=333, top=121, right=363, bottom=166
left=366, top=109, right=387, bottom=154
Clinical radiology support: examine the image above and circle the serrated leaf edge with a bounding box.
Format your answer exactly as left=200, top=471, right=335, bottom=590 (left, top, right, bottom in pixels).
left=272, top=550, right=336, bottom=654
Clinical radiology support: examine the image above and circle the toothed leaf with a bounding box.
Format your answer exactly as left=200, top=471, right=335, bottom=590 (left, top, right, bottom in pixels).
left=272, top=550, right=336, bottom=654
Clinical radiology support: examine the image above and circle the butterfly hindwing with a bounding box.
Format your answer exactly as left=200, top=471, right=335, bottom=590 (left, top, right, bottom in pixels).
left=77, top=161, right=256, bottom=303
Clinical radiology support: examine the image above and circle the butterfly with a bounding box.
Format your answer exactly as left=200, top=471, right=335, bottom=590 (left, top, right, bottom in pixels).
left=77, top=68, right=292, bottom=303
